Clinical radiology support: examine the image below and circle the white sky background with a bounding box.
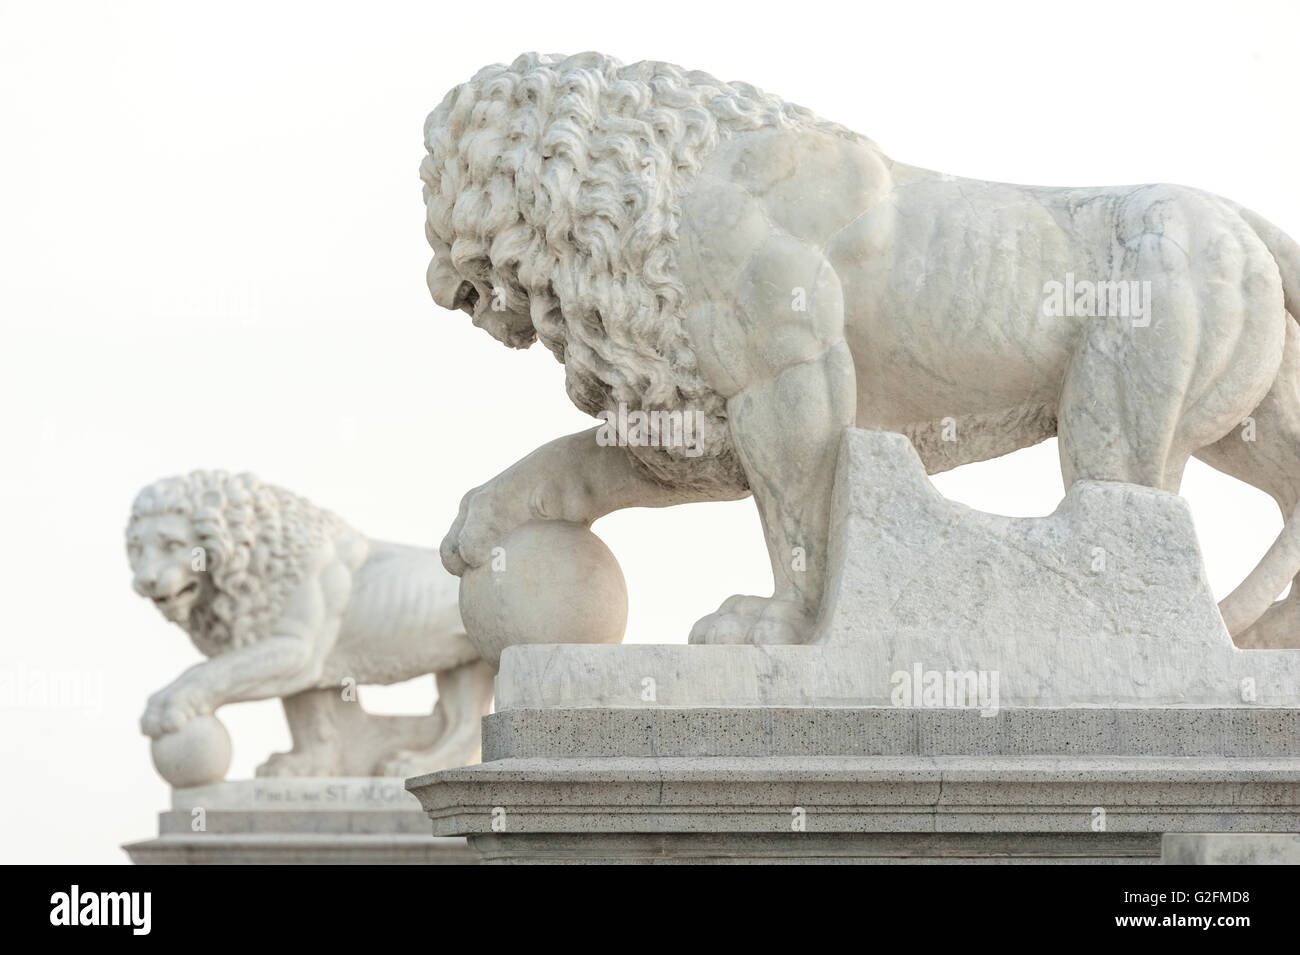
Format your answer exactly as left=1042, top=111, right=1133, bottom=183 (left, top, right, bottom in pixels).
left=1, top=0, right=1297, bottom=862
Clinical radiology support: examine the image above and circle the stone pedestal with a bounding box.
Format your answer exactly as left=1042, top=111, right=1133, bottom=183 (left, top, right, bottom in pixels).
left=407, top=652, right=1300, bottom=863
left=125, top=777, right=475, bottom=864
left=407, top=431, right=1300, bottom=864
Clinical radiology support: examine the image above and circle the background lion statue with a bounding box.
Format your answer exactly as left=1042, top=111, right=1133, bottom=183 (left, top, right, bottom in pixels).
left=127, top=471, right=494, bottom=778
left=425, top=51, right=1300, bottom=650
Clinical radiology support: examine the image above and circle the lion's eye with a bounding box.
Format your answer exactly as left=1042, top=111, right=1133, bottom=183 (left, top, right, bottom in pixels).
left=164, top=540, right=184, bottom=553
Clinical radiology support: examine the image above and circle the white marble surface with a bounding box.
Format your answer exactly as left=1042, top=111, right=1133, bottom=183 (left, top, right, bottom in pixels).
left=488, top=433, right=1300, bottom=712
left=458, top=520, right=626, bottom=668
left=426, top=52, right=1300, bottom=649
left=171, top=776, right=421, bottom=811
left=811, top=429, right=1300, bottom=698
left=492, top=431, right=1299, bottom=708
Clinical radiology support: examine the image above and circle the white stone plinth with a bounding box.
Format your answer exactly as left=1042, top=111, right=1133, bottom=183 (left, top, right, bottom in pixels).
left=125, top=778, right=474, bottom=865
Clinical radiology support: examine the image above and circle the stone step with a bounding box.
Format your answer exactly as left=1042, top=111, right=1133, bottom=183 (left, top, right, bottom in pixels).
left=124, top=833, right=473, bottom=865
left=156, top=809, right=430, bottom=835
left=407, top=754, right=1300, bottom=863
left=483, top=706, right=1300, bottom=759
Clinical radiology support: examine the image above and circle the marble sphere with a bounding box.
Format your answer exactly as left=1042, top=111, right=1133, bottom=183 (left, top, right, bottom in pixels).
left=460, top=520, right=627, bottom=668
left=150, top=714, right=232, bottom=787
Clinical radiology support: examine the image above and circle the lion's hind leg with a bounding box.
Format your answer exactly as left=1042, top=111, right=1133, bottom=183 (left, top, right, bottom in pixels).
left=1058, top=222, right=1280, bottom=495
left=1057, top=279, right=1198, bottom=493
left=257, top=687, right=359, bottom=776
left=1196, top=320, right=1300, bottom=648
left=261, top=686, right=454, bottom=777
left=375, top=659, right=495, bottom=777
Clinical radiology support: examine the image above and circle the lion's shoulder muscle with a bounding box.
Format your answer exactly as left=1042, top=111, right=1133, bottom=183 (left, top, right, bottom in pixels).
left=690, top=128, right=892, bottom=247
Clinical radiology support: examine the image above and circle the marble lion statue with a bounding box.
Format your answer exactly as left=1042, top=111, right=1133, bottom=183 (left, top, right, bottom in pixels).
left=127, top=471, right=494, bottom=777
left=425, top=51, right=1300, bottom=650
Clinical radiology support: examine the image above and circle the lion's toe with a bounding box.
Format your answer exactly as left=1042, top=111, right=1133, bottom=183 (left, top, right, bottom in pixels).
left=689, top=595, right=813, bottom=645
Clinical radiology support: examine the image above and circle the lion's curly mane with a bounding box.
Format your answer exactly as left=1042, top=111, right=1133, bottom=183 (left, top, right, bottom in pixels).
left=421, top=52, right=855, bottom=489
left=129, top=472, right=344, bottom=655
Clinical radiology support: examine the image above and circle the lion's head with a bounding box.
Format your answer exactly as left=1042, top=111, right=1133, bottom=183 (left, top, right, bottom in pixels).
left=126, top=471, right=343, bottom=656
left=421, top=52, right=853, bottom=490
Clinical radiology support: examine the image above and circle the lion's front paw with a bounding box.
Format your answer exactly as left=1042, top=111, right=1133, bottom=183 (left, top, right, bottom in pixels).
left=140, top=683, right=213, bottom=739
left=440, top=482, right=534, bottom=575
left=688, top=594, right=814, bottom=645
left=255, top=750, right=344, bottom=777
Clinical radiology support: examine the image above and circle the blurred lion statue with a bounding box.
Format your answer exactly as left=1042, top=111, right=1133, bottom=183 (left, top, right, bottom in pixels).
left=127, top=471, right=494, bottom=778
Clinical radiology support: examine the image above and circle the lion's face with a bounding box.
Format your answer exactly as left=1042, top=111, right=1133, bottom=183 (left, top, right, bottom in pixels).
left=127, top=513, right=208, bottom=625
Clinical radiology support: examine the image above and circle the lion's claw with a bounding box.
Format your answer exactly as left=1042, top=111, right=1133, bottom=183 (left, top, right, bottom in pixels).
left=140, top=683, right=212, bottom=739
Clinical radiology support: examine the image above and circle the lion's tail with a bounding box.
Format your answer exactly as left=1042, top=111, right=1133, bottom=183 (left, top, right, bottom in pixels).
left=1217, top=207, right=1300, bottom=638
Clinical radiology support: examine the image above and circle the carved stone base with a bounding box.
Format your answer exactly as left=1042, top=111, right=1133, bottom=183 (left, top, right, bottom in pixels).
left=462, top=831, right=1164, bottom=864
left=410, top=749, right=1300, bottom=864
left=125, top=777, right=475, bottom=865
left=405, top=430, right=1300, bottom=863
left=407, top=654, right=1300, bottom=864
